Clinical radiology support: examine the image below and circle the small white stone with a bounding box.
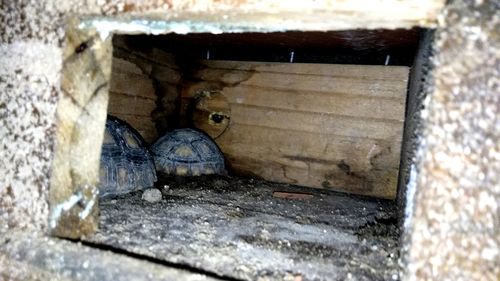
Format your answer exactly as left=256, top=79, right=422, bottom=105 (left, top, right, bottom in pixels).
left=142, top=188, right=162, bottom=203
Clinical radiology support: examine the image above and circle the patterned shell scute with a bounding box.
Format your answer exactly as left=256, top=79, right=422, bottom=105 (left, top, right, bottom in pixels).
left=151, top=128, right=226, bottom=176
left=99, top=116, right=157, bottom=198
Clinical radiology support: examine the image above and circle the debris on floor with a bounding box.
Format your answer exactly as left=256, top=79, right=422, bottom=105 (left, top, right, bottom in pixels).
left=141, top=188, right=162, bottom=203
left=0, top=230, right=223, bottom=281
left=272, top=191, right=314, bottom=200
left=89, top=175, right=401, bottom=281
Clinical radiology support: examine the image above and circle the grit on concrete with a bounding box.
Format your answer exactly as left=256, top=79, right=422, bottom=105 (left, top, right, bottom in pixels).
left=88, top=176, right=400, bottom=281
left=0, top=230, right=221, bottom=281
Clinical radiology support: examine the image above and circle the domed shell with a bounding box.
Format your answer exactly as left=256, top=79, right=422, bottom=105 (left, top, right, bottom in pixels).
left=151, top=128, right=226, bottom=176
left=99, top=116, right=157, bottom=197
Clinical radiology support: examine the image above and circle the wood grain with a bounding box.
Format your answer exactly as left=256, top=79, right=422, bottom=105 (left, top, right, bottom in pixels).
left=112, top=57, right=144, bottom=75
left=113, top=114, right=158, bottom=143
left=108, top=92, right=156, bottom=117
left=108, top=61, right=157, bottom=142
left=109, top=72, right=155, bottom=99
left=109, top=40, right=183, bottom=143
left=184, top=60, right=408, bottom=199
left=199, top=60, right=410, bottom=80
left=229, top=103, right=403, bottom=140
left=221, top=86, right=405, bottom=121
left=193, top=69, right=407, bottom=99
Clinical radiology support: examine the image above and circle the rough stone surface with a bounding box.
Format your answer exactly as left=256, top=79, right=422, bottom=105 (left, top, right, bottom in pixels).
left=90, top=176, right=401, bottom=281
left=141, top=188, right=162, bottom=203
left=0, top=230, right=221, bottom=281
left=0, top=0, right=82, bottom=233
left=397, top=30, right=434, bottom=224
left=0, top=41, right=61, bottom=231
left=403, top=1, right=500, bottom=280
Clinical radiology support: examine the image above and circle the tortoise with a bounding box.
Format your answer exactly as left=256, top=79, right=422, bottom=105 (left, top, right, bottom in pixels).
left=151, top=128, right=226, bottom=177
left=98, top=115, right=157, bottom=198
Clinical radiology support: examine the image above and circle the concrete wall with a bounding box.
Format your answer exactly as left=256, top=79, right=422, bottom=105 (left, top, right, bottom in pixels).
left=403, top=1, right=499, bottom=280
left=0, top=0, right=498, bottom=280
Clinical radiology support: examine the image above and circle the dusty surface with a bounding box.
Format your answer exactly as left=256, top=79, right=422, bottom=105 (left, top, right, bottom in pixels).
left=0, top=41, right=60, bottom=231
left=0, top=230, right=221, bottom=281
left=89, top=176, right=400, bottom=281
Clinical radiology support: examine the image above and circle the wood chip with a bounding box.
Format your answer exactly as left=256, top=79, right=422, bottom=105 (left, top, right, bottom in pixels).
left=272, top=191, right=314, bottom=200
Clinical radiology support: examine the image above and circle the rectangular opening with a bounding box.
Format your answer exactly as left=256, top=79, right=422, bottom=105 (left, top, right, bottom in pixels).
left=104, top=30, right=419, bottom=197
left=67, top=28, right=431, bottom=280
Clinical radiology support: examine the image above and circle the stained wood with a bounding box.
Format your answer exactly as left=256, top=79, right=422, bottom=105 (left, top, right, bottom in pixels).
left=228, top=157, right=399, bottom=199
left=198, top=60, right=409, bottom=81
left=220, top=130, right=399, bottom=199
left=112, top=57, right=144, bottom=75
left=192, top=91, right=231, bottom=139
left=109, top=40, right=183, bottom=143
left=273, top=191, right=314, bottom=200
left=108, top=67, right=158, bottom=142
left=107, top=92, right=157, bottom=143
left=184, top=60, right=409, bottom=199
left=153, top=65, right=182, bottom=84
left=193, top=69, right=407, bottom=99
left=229, top=104, right=403, bottom=140
left=108, top=92, right=156, bottom=116
left=114, top=114, right=158, bottom=143
left=49, top=22, right=111, bottom=238
left=222, top=86, right=405, bottom=121
left=109, top=72, right=155, bottom=99
left=217, top=124, right=401, bottom=169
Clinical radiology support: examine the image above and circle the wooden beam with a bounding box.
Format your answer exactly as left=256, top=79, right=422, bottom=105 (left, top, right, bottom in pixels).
left=82, top=0, right=445, bottom=34
left=48, top=19, right=112, bottom=238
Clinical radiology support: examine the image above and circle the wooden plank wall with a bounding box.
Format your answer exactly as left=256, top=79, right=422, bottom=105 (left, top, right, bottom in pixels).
left=108, top=38, right=181, bottom=143
left=182, top=61, right=409, bottom=199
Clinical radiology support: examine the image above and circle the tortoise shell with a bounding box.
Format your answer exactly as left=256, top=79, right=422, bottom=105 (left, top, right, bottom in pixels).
left=151, top=128, right=226, bottom=177
left=98, top=116, right=157, bottom=197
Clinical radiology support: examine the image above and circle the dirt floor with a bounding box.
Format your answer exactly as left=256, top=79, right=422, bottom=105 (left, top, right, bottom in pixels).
left=88, top=175, right=401, bottom=281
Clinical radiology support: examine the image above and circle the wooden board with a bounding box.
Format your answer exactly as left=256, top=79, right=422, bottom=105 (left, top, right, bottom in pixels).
left=108, top=41, right=184, bottom=143
left=108, top=63, right=157, bottom=143
left=108, top=92, right=156, bottom=116
left=183, top=60, right=409, bottom=199
left=109, top=72, right=155, bottom=99
left=116, top=114, right=158, bottom=144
